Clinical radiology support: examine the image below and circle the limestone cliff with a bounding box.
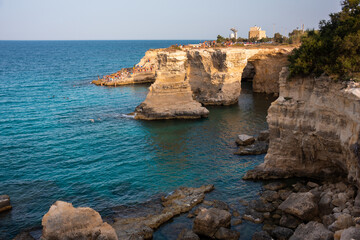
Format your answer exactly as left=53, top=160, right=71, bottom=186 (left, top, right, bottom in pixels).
left=244, top=68, right=360, bottom=186
left=134, top=46, right=293, bottom=119
left=134, top=51, right=209, bottom=120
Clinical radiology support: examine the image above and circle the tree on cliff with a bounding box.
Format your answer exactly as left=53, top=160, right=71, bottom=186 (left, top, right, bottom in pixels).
left=289, top=0, right=360, bottom=80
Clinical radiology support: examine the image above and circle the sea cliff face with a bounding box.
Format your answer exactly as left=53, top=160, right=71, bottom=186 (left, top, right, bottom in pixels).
left=134, top=51, right=209, bottom=120
left=134, top=46, right=293, bottom=119
left=244, top=68, right=360, bottom=186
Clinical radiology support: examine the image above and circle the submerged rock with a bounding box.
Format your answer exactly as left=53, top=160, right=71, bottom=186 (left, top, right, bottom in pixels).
left=41, top=201, right=118, bottom=240
left=0, top=195, right=11, bottom=213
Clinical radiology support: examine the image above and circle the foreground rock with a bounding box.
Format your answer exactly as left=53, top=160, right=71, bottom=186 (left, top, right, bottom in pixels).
left=112, top=185, right=214, bottom=239
left=0, top=195, right=12, bottom=213
left=244, top=68, right=360, bottom=186
left=42, top=201, right=118, bottom=240
left=289, top=221, right=333, bottom=240
left=278, top=192, right=318, bottom=221
left=193, top=207, right=231, bottom=238
left=134, top=51, right=209, bottom=120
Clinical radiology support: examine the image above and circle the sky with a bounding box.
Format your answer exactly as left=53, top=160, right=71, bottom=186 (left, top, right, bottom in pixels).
left=0, top=0, right=342, bottom=40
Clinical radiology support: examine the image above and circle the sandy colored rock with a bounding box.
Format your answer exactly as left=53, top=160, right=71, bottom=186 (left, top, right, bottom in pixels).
left=41, top=201, right=118, bottom=240
left=244, top=68, right=360, bottom=187
left=134, top=51, right=209, bottom=120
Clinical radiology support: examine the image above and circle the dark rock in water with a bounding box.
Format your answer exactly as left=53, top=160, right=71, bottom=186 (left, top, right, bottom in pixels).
left=340, top=226, right=360, bottom=240
left=177, top=229, right=200, bottom=240
left=193, top=208, right=231, bottom=238
left=249, top=200, right=276, bottom=212
left=214, top=227, right=240, bottom=240
left=231, top=218, right=242, bottom=226
left=264, top=182, right=287, bottom=191
left=239, top=198, right=249, bottom=206
left=257, top=130, right=270, bottom=142
left=252, top=231, right=273, bottom=240
left=279, top=214, right=302, bottom=229
left=261, top=190, right=280, bottom=202
left=212, top=200, right=230, bottom=211
left=113, top=222, right=153, bottom=240
left=278, top=192, right=318, bottom=221
left=13, top=232, right=35, bottom=240
left=236, top=134, right=255, bottom=146
left=234, top=141, right=268, bottom=155
left=0, top=195, right=12, bottom=213
left=272, top=226, right=294, bottom=240
left=243, top=208, right=264, bottom=224
left=289, top=221, right=333, bottom=240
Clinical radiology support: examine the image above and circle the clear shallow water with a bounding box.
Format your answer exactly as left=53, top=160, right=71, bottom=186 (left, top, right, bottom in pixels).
left=0, top=40, right=274, bottom=239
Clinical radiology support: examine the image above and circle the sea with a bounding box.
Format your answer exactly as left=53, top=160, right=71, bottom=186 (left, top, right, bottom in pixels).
left=0, top=40, right=274, bottom=240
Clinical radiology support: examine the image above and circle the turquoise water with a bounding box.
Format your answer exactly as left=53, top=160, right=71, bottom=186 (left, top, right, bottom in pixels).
left=0, top=41, right=273, bottom=239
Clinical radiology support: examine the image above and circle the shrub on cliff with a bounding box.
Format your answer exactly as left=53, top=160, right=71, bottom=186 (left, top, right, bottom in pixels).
left=289, top=0, right=360, bottom=80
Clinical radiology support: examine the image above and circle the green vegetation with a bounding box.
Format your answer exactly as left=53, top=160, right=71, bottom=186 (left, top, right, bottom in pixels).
left=289, top=0, right=360, bottom=80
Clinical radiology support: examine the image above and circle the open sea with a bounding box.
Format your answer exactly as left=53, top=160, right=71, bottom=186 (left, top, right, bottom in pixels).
left=0, top=40, right=274, bottom=240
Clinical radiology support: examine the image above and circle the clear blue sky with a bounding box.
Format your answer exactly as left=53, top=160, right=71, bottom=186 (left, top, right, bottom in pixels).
left=0, top=0, right=342, bottom=40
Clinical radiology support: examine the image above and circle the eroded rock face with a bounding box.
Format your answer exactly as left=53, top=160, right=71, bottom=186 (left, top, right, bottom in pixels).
left=41, top=201, right=118, bottom=240
left=134, top=51, right=209, bottom=120
left=244, top=68, right=360, bottom=187
left=134, top=46, right=293, bottom=119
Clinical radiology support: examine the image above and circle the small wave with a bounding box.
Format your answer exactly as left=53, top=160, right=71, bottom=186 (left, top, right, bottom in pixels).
left=121, top=113, right=135, bottom=119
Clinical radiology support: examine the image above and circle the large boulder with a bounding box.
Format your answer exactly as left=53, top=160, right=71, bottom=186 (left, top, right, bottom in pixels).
left=193, top=208, right=231, bottom=238
left=41, top=201, right=118, bottom=240
left=289, top=221, right=333, bottom=240
left=278, top=192, right=318, bottom=221
left=0, top=195, right=12, bottom=213
left=252, top=231, right=273, bottom=240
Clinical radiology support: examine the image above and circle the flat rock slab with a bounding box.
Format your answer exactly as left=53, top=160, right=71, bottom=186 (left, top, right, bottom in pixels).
left=278, top=192, right=318, bottom=221
left=112, top=185, right=214, bottom=240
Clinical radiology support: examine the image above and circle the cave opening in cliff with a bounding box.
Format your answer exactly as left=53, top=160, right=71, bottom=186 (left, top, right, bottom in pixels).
left=241, top=62, right=255, bottom=90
